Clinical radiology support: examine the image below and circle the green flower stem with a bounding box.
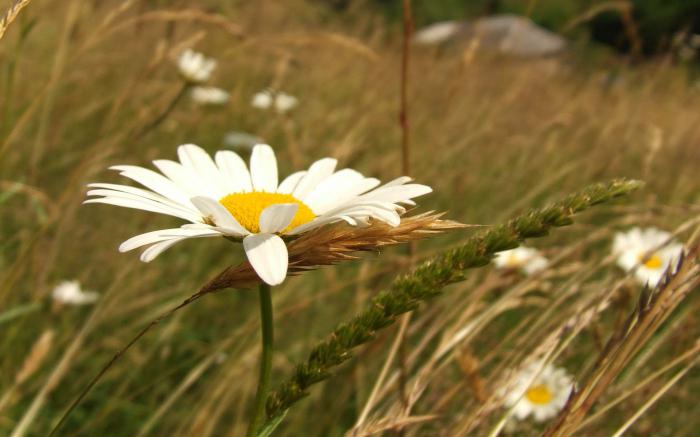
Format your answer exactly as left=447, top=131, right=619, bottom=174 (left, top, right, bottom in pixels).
left=246, top=282, right=274, bottom=437
left=264, top=179, right=643, bottom=420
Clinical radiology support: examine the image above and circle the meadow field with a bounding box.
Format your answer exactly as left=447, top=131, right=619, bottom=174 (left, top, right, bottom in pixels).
left=1, top=1, right=699, bottom=436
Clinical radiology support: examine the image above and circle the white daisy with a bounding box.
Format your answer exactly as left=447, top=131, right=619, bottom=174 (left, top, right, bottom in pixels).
left=613, top=227, right=683, bottom=287
left=85, top=144, right=432, bottom=286
left=51, top=280, right=99, bottom=305
left=251, top=89, right=298, bottom=114
left=413, top=20, right=465, bottom=45
left=274, top=92, right=298, bottom=113
left=191, top=86, right=230, bottom=105
left=493, top=246, right=549, bottom=275
left=177, top=49, right=217, bottom=84
left=503, top=361, right=573, bottom=422
left=251, top=90, right=274, bottom=110
left=223, top=131, right=264, bottom=151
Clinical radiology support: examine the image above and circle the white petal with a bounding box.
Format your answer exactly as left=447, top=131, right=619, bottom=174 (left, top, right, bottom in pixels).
left=119, top=227, right=222, bottom=252
left=190, top=196, right=250, bottom=235
left=328, top=203, right=401, bottom=226
left=152, top=159, right=205, bottom=197
left=277, top=171, right=307, bottom=194
left=259, top=204, right=299, bottom=234
left=381, top=176, right=413, bottom=187
left=110, top=165, right=191, bottom=206
left=140, top=238, right=185, bottom=262
left=250, top=144, right=278, bottom=192
left=86, top=188, right=200, bottom=222
left=304, top=170, right=380, bottom=214
left=215, top=150, right=252, bottom=193
left=177, top=144, right=227, bottom=198
left=293, top=158, right=337, bottom=200
left=243, top=233, right=289, bottom=286
left=360, top=184, right=432, bottom=204
left=286, top=214, right=342, bottom=235
left=87, top=183, right=197, bottom=213
left=84, top=196, right=199, bottom=222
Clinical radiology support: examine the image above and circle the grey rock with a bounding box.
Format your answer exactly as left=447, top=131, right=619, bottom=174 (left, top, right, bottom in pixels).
left=414, top=14, right=566, bottom=57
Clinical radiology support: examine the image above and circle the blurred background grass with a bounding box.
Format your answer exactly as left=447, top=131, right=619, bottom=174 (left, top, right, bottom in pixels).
left=1, top=0, right=699, bottom=436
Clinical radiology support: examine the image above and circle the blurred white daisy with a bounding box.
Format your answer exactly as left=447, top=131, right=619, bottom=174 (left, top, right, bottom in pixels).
left=504, top=361, right=573, bottom=422
left=51, top=280, right=99, bottom=305
left=85, top=144, right=432, bottom=286
left=613, top=227, right=683, bottom=287
left=251, top=89, right=298, bottom=114
left=413, top=20, right=465, bottom=45
left=223, top=131, right=264, bottom=151
left=191, top=86, right=229, bottom=105
left=274, top=92, right=298, bottom=113
left=493, top=246, right=549, bottom=275
left=177, top=49, right=216, bottom=84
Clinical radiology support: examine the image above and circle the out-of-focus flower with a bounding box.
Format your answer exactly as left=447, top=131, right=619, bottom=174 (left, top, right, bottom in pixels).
left=191, top=86, right=230, bottom=105
left=413, top=20, right=465, bottom=45
left=613, top=227, right=683, bottom=287
left=493, top=246, right=548, bottom=275
left=251, top=89, right=298, bottom=114
left=274, top=92, right=298, bottom=113
left=223, top=131, right=264, bottom=151
left=51, top=280, right=99, bottom=305
left=503, top=361, right=573, bottom=422
left=251, top=90, right=273, bottom=109
left=177, top=49, right=216, bottom=84
left=86, top=144, right=432, bottom=286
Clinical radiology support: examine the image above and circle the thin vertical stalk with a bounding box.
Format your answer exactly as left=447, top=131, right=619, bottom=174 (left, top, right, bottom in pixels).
left=132, top=82, right=189, bottom=141
left=396, top=0, right=414, bottom=431
left=399, top=0, right=412, bottom=176
left=246, top=282, right=274, bottom=437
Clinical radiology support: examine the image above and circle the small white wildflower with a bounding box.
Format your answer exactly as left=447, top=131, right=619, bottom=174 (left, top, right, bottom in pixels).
left=613, top=227, right=683, bottom=287
left=177, top=49, right=216, bottom=84
left=223, top=131, right=264, bottom=151
left=413, top=21, right=465, bottom=45
left=251, top=89, right=298, bottom=114
left=251, top=90, right=274, bottom=110
left=191, top=86, right=230, bottom=105
left=274, top=92, right=298, bottom=114
left=51, top=280, right=99, bottom=305
left=493, top=246, right=549, bottom=275
left=503, top=361, right=573, bottom=422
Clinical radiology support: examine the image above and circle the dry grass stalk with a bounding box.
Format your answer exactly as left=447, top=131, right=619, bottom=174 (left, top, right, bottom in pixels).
left=0, top=329, right=54, bottom=413
left=544, top=243, right=700, bottom=436
left=201, top=213, right=466, bottom=292
left=15, top=329, right=55, bottom=385
left=577, top=339, right=700, bottom=431
left=0, top=0, right=32, bottom=42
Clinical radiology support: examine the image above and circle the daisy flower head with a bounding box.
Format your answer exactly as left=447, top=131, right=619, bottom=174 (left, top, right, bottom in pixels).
left=177, top=49, right=217, bottom=84
left=613, top=227, right=684, bottom=287
left=191, top=86, right=230, bottom=105
left=52, top=280, right=99, bottom=305
left=503, top=361, right=573, bottom=422
left=85, top=144, right=432, bottom=286
left=493, top=246, right=548, bottom=275
left=251, top=89, right=298, bottom=114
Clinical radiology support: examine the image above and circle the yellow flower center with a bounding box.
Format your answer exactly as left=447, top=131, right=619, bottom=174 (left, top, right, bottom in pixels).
left=638, top=253, right=663, bottom=270
left=525, top=384, right=553, bottom=405
left=506, top=253, right=521, bottom=267
left=218, top=192, right=315, bottom=234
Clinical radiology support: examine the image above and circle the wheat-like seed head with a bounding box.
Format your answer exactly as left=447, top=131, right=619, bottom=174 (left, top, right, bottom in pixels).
left=201, top=213, right=468, bottom=291
left=0, top=0, right=33, bottom=42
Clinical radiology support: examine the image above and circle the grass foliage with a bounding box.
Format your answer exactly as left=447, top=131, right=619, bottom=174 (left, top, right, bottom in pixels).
left=1, top=1, right=699, bottom=436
